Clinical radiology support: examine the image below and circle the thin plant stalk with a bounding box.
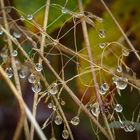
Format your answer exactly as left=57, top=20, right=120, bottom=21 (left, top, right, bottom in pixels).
left=35, top=49, right=111, bottom=140
left=100, top=0, right=140, bottom=61
left=0, top=0, right=29, bottom=139
left=1, top=25, right=139, bottom=92
left=29, top=1, right=50, bottom=140
left=53, top=97, right=74, bottom=140
left=77, top=0, right=114, bottom=140
left=0, top=66, right=47, bottom=140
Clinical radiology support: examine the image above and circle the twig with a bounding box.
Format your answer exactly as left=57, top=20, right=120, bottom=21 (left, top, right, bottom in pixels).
left=53, top=97, right=74, bottom=140
left=30, top=93, right=39, bottom=140
left=29, top=1, right=50, bottom=140
left=0, top=25, right=49, bottom=88
left=0, top=66, right=48, bottom=140
left=0, top=0, right=29, bottom=139
left=1, top=25, right=139, bottom=92
left=78, top=0, right=114, bottom=139
left=100, top=0, right=140, bottom=61
left=34, top=49, right=111, bottom=140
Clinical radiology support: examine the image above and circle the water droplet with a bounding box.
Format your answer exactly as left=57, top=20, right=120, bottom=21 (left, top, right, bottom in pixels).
left=114, top=104, right=123, bottom=113
left=18, top=69, right=27, bottom=79
left=98, top=29, right=106, bottom=38
left=99, top=43, right=106, bottom=49
left=122, top=49, right=129, bottom=56
left=127, top=122, right=135, bottom=132
left=11, top=50, right=18, bottom=56
left=123, top=122, right=135, bottom=132
left=70, top=116, right=80, bottom=126
left=35, top=63, right=43, bottom=72
left=99, top=87, right=106, bottom=95
left=13, top=31, right=21, bottom=39
left=61, top=7, right=69, bottom=14
left=31, top=81, right=42, bottom=93
left=20, top=16, right=25, bottom=21
left=54, top=115, right=62, bottom=125
left=27, top=14, right=33, bottom=21
left=117, top=65, right=122, bottom=73
left=90, top=102, right=100, bottom=117
left=102, top=83, right=109, bottom=91
left=124, top=125, right=129, bottom=132
left=28, top=73, right=36, bottom=83
left=114, top=77, right=128, bottom=90
left=48, top=83, right=59, bottom=95
left=6, top=67, right=13, bottom=78
left=62, top=129, right=69, bottom=139
left=0, top=29, right=4, bottom=35
left=99, top=83, right=109, bottom=95
left=48, top=102, right=53, bottom=109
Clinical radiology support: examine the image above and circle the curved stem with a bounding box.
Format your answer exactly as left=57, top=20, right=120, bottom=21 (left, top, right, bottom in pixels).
left=77, top=0, right=114, bottom=140
left=100, top=0, right=140, bottom=61
left=35, top=49, right=111, bottom=140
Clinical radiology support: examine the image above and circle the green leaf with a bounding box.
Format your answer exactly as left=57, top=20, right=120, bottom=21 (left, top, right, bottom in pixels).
left=77, top=14, right=122, bottom=88
left=76, top=0, right=140, bottom=98
left=13, top=0, right=89, bottom=33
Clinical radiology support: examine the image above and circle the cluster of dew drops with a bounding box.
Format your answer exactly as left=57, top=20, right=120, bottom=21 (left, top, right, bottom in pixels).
left=0, top=6, right=135, bottom=139
left=2, top=49, right=81, bottom=139
left=0, top=7, right=86, bottom=140
left=1, top=39, right=80, bottom=140
left=97, top=19, right=129, bottom=99
left=85, top=12, right=135, bottom=133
